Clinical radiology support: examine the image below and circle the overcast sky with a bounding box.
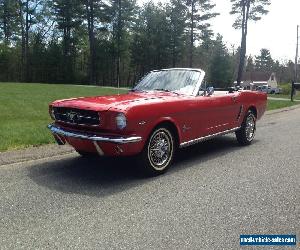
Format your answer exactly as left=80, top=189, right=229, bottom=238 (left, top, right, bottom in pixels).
left=138, top=0, right=300, bottom=62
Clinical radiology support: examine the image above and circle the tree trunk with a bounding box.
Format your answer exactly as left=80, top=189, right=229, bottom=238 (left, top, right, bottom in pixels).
left=90, top=1, right=96, bottom=85
left=86, top=0, right=97, bottom=85
left=25, top=0, right=30, bottom=82
left=117, top=0, right=122, bottom=87
left=237, top=36, right=246, bottom=85
left=63, top=26, right=70, bottom=82
left=63, top=12, right=72, bottom=83
left=237, top=0, right=250, bottom=85
left=3, top=0, right=9, bottom=44
left=172, top=32, right=176, bottom=67
left=18, top=0, right=25, bottom=81
left=172, top=42, right=176, bottom=68
left=189, top=0, right=194, bottom=68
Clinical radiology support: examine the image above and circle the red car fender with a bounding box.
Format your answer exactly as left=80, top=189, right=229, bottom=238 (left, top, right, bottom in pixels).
left=147, top=116, right=183, bottom=145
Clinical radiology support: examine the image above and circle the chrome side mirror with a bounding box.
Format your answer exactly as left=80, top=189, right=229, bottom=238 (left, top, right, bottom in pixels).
left=207, top=87, right=214, bottom=96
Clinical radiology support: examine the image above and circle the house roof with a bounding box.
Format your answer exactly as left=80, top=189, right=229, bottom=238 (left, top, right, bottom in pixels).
left=241, top=71, right=273, bottom=82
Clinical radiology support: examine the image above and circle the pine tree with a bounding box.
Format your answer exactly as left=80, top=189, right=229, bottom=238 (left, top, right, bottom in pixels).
left=0, top=0, right=19, bottom=44
left=230, top=0, right=271, bottom=85
left=246, top=55, right=254, bottom=72
left=52, top=0, right=83, bottom=82
left=209, top=34, right=234, bottom=88
left=18, top=0, right=46, bottom=81
left=166, top=0, right=187, bottom=67
left=110, top=0, right=136, bottom=85
left=183, top=0, right=218, bottom=67
left=255, top=48, right=274, bottom=72
left=131, top=3, right=171, bottom=78
left=83, top=0, right=110, bottom=84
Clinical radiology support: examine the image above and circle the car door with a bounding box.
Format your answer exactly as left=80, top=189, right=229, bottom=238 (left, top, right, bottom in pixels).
left=210, top=92, right=242, bottom=132
left=185, top=95, right=223, bottom=138
left=193, top=92, right=242, bottom=136
left=178, top=96, right=213, bottom=141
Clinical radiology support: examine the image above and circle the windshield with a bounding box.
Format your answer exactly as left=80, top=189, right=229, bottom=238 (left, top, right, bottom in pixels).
left=133, top=70, right=202, bottom=96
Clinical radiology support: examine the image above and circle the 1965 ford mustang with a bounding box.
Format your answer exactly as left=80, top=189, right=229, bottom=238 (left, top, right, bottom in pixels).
left=48, top=68, right=267, bottom=175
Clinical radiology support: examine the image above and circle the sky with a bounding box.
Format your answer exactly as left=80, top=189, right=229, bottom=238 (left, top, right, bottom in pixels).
left=138, top=0, right=300, bottom=62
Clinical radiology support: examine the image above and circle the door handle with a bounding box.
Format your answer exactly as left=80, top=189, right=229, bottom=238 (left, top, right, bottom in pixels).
left=232, top=96, right=237, bottom=103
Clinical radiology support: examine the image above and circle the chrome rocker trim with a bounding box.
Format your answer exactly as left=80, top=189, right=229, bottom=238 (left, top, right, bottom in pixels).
left=48, top=124, right=142, bottom=144
left=180, top=127, right=240, bottom=148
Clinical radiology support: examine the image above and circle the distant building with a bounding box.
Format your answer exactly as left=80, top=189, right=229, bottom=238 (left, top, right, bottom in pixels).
left=235, top=72, right=278, bottom=90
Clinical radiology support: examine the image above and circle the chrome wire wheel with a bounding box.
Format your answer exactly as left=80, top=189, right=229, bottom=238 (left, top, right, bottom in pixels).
left=236, top=110, right=257, bottom=146
left=245, top=114, right=256, bottom=141
left=147, top=128, right=174, bottom=171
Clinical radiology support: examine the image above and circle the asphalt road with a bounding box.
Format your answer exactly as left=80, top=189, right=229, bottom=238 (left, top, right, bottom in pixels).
left=0, top=108, right=299, bottom=249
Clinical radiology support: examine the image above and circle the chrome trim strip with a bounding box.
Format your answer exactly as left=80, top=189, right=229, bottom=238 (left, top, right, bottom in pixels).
left=179, top=127, right=240, bottom=148
left=59, top=113, right=99, bottom=120
left=55, top=134, right=65, bottom=145
left=54, top=118, right=100, bottom=127
left=93, top=141, right=104, bottom=156
left=48, top=124, right=142, bottom=144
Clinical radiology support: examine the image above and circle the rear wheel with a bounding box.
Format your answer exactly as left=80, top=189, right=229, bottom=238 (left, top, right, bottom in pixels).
left=138, top=126, right=175, bottom=176
left=236, top=111, right=256, bottom=146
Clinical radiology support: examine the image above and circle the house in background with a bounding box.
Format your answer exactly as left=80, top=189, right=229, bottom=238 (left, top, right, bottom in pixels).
left=235, top=72, right=278, bottom=90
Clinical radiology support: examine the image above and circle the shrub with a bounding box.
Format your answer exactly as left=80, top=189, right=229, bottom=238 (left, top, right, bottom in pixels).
left=279, top=83, right=291, bottom=95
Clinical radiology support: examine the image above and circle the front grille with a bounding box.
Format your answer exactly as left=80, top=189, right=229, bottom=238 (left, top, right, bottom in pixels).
left=53, top=107, right=100, bottom=126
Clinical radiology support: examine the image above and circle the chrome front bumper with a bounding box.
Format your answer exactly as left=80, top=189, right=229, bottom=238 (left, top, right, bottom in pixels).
left=48, top=124, right=143, bottom=144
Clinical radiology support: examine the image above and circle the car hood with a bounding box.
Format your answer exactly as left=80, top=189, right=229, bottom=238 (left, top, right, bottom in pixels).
left=51, top=91, right=184, bottom=112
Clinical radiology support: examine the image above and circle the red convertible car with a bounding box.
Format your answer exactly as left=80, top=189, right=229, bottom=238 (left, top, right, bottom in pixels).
left=48, top=68, right=267, bottom=175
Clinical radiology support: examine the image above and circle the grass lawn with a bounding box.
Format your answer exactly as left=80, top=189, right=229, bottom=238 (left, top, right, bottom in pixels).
left=0, top=83, right=127, bottom=152
left=268, top=94, right=300, bottom=100
left=267, top=100, right=300, bottom=111
left=0, top=83, right=299, bottom=152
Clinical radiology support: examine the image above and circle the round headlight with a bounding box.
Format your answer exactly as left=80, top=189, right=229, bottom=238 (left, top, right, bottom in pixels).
left=116, top=113, right=127, bottom=130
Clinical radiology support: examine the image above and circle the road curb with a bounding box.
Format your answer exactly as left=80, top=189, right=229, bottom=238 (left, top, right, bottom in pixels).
left=0, top=144, right=74, bottom=166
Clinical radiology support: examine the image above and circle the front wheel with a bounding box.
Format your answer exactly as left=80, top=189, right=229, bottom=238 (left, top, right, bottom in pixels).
left=138, top=126, right=175, bottom=176
left=235, top=111, right=256, bottom=146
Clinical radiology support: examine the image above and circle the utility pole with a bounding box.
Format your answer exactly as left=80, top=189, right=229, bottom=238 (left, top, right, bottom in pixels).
left=295, top=25, right=299, bottom=83
left=292, top=25, right=299, bottom=101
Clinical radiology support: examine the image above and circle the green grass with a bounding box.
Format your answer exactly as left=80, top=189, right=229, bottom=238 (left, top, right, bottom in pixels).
left=268, top=94, right=300, bottom=100
left=268, top=94, right=289, bottom=99
left=0, top=83, right=126, bottom=152
left=0, top=83, right=299, bottom=152
left=267, top=100, right=300, bottom=111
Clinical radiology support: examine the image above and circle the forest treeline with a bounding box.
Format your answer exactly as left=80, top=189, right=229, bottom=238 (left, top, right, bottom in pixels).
left=0, top=0, right=296, bottom=86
